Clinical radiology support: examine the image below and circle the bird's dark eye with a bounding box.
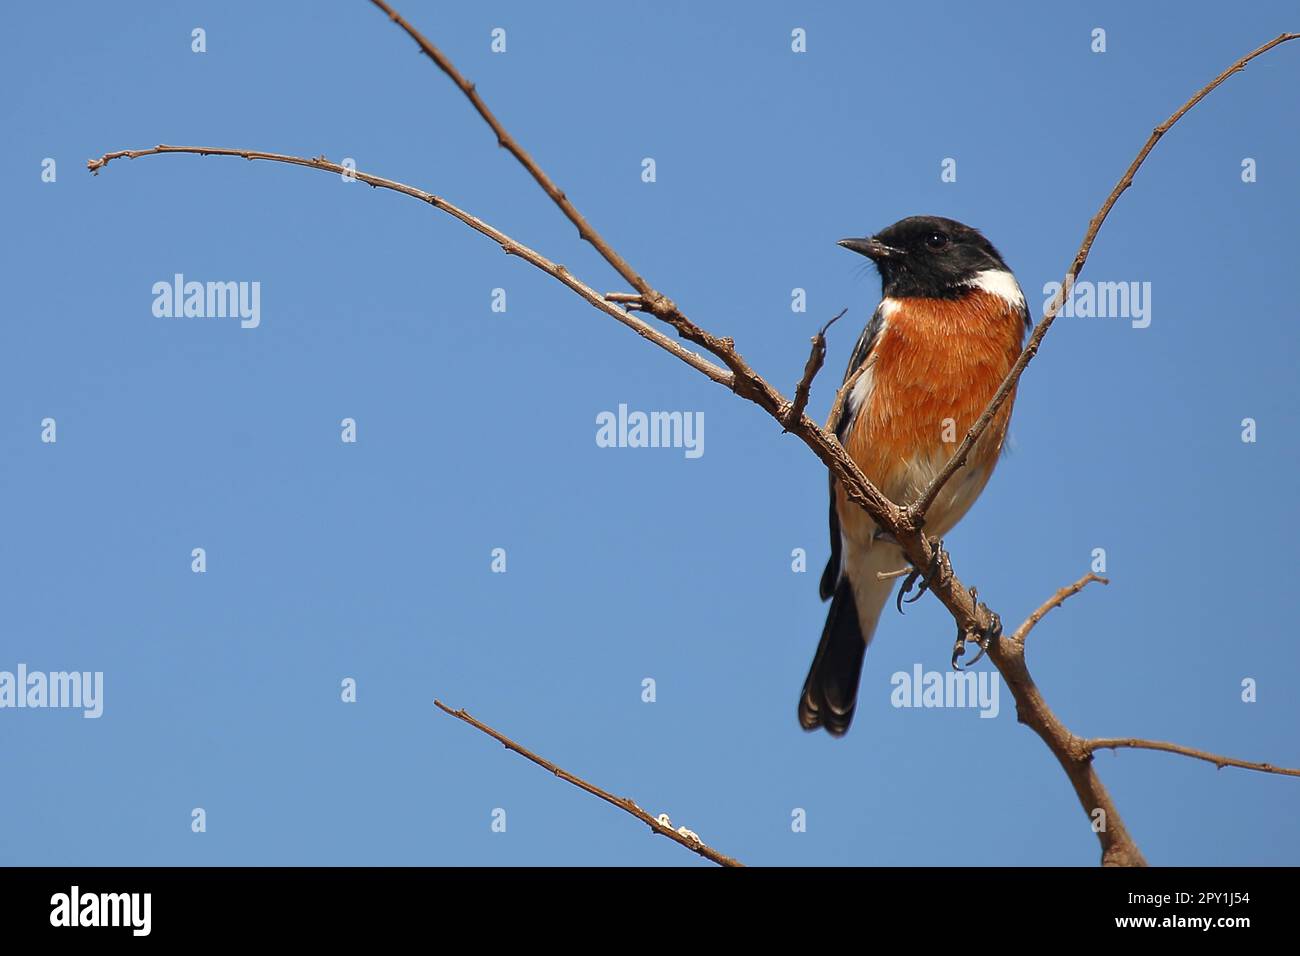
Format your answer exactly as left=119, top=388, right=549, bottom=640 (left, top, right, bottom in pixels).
left=925, top=232, right=949, bottom=250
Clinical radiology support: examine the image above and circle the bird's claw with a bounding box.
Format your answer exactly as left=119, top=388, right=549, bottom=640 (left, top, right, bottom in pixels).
left=951, top=585, right=1002, bottom=669
left=896, top=537, right=947, bottom=614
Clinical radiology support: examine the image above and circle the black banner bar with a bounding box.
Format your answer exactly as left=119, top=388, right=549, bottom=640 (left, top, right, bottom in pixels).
left=0, top=866, right=1287, bottom=941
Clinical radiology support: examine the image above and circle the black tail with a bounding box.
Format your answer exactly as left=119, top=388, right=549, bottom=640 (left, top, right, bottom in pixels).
left=798, top=579, right=867, bottom=736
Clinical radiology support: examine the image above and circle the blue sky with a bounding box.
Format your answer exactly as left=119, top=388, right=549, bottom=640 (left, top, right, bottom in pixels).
left=2, top=1, right=1298, bottom=866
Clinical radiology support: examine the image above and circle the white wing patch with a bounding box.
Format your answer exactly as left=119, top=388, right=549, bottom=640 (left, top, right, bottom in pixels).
left=846, top=345, right=878, bottom=419
left=844, top=299, right=898, bottom=420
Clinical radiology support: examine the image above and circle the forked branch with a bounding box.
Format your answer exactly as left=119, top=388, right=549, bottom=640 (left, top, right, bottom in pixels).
left=88, top=13, right=1300, bottom=866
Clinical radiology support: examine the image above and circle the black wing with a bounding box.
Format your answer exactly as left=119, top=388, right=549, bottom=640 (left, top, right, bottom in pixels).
left=819, top=303, right=887, bottom=600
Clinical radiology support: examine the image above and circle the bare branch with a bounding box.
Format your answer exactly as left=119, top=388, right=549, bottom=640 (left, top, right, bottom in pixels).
left=978, top=570, right=1135, bottom=863
left=1010, top=572, right=1109, bottom=643
left=85, top=145, right=731, bottom=387
left=784, top=309, right=846, bottom=431
left=363, top=6, right=910, bottom=526
left=992, top=635, right=1147, bottom=865
left=1085, top=739, right=1300, bottom=779
left=368, top=0, right=656, bottom=298
left=368, top=0, right=809, bottom=389
left=910, top=31, right=1300, bottom=521
left=433, top=700, right=744, bottom=866
left=88, top=18, right=1300, bottom=868
left=84, top=142, right=905, bottom=598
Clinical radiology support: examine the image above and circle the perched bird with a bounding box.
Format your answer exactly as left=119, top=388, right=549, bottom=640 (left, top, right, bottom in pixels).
left=799, top=216, right=1030, bottom=736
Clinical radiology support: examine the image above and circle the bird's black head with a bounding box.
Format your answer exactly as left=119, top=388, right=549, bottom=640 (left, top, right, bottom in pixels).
left=839, top=216, right=1011, bottom=299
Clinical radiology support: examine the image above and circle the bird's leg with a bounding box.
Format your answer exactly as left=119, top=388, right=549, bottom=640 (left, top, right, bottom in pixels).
left=951, top=585, right=1002, bottom=669
left=895, top=536, right=947, bottom=614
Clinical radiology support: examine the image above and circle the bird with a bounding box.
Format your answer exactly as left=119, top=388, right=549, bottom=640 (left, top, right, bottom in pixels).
left=799, top=215, right=1030, bottom=736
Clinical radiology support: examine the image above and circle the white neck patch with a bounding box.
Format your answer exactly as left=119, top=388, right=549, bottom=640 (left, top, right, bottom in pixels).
left=964, top=269, right=1025, bottom=310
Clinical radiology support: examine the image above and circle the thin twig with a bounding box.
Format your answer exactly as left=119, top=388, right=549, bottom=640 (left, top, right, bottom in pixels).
left=824, top=358, right=872, bottom=435
left=368, top=0, right=655, bottom=298
left=366, top=5, right=899, bottom=516
left=910, top=32, right=1300, bottom=521
left=1010, top=572, right=1109, bottom=643
left=85, top=145, right=731, bottom=387
left=434, top=700, right=744, bottom=866
left=1085, top=739, right=1300, bottom=779
left=367, top=0, right=786, bottom=380
left=784, top=308, right=846, bottom=431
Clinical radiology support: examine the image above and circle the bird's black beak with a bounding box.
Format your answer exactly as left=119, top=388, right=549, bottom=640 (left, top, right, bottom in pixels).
left=838, top=237, right=902, bottom=260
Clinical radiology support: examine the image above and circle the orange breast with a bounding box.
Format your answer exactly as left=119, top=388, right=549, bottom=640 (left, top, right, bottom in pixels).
left=842, top=289, right=1024, bottom=514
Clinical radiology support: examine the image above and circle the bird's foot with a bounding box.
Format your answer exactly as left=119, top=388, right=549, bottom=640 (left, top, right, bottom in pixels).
left=951, top=585, right=1002, bottom=669
left=896, top=536, right=947, bottom=614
